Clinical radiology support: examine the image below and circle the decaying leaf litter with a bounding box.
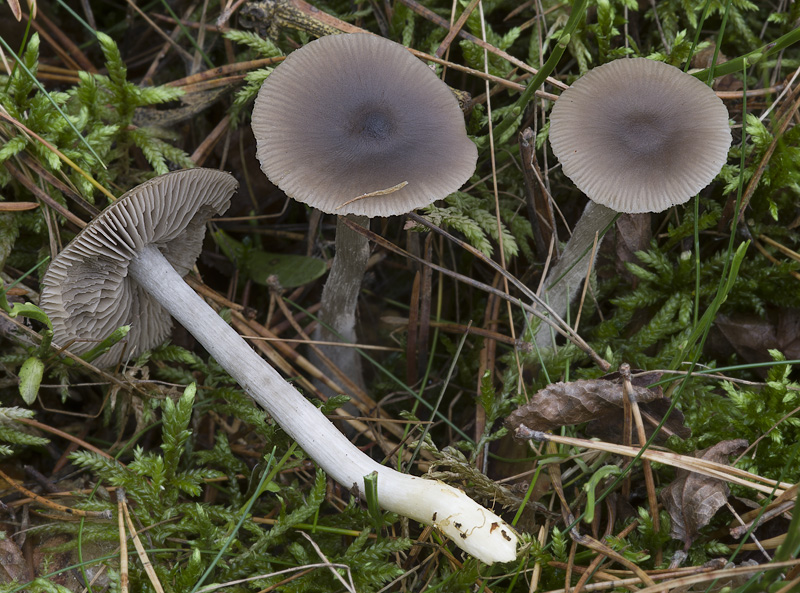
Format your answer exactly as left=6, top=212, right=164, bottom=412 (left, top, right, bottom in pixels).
left=1, top=0, right=800, bottom=592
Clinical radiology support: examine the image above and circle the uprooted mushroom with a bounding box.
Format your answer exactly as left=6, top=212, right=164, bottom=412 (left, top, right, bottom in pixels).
left=40, top=168, right=518, bottom=565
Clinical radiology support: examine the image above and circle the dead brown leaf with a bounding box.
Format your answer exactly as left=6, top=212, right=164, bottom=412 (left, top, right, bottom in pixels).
left=714, top=310, right=800, bottom=367
left=587, top=397, right=691, bottom=443
left=661, top=439, right=748, bottom=549
left=504, top=376, right=662, bottom=433
left=0, top=535, right=30, bottom=584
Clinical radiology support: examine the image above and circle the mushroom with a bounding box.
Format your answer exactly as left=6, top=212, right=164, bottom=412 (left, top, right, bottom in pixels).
left=536, top=58, right=731, bottom=347
left=251, top=33, right=477, bottom=393
left=40, top=169, right=518, bottom=565
left=548, top=57, right=732, bottom=214
left=41, top=169, right=233, bottom=368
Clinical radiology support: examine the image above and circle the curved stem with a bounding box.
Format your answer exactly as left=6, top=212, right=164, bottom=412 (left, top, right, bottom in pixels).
left=128, top=244, right=518, bottom=564
left=313, top=215, right=369, bottom=396
left=534, top=202, right=617, bottom=349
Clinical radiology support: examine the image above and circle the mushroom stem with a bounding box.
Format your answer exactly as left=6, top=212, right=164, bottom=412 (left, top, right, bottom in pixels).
left=313, top=215, right=369, bottom=397
left=128, top=243, right=518, bottom=565
left=534, top=202, right=617, bottom=348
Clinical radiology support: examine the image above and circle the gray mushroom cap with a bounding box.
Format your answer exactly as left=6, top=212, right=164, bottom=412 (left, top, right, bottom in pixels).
left=252, top=33, right=478, bottom=217
left=549, top=58, right=732, bottom=213
left=41, top=169, right=237, bottom=368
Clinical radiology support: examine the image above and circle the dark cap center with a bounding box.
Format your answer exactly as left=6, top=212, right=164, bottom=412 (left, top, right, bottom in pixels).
left=621, top=113, right=670, bottom=155
left=350, top=109, right=396, bottom=142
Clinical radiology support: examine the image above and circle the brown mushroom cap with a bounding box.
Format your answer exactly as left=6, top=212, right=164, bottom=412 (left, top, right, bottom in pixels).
left=549, top=58, right=732, bottom=213
left=252, top=33, right=477, bottom=217
left=41, top=169, right=237, bottom=367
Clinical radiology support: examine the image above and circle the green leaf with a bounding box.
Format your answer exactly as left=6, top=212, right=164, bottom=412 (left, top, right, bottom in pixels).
left=214, top=230, right=327, bottom=288
left=745, top=113, right=772, bottom=150
left=230, top=67, right=272, bottom=121
left=0, top=135, right=28, bottom=164
left=96, top=31, right=127, bottom=89
left=3, top=300, right=52, bottom=331
left=136, top=85, right=185, bottom=105
left=0, top=408, right=49, bottom=446
left=18, top=356, right=44, bottom=405
left=81, top=325, right=130, bottom=363
left=224, top=29, right=283, bottom=57
left=162, top=383, right=196, bottom=481
left=551, top=525, right=567, bottom=561
left=364, top=471, right=383, bottom=531
left=389, top=1, right=416, bottom=47
left=478, top=370, right=496, bottom=414
left=247, top=251, right=327, bottom=288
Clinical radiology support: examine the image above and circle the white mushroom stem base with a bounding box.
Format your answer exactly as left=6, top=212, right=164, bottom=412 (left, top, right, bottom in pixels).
left=128, top=244, right=518, bottom=564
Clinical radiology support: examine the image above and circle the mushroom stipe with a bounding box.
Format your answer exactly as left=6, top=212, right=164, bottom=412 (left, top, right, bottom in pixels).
left=251, top=33, right=480, bottom=426
left=40, top=168, right=518, bottom=565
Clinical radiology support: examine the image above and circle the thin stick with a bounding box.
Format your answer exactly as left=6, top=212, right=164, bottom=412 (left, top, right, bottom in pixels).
left=190, top=114, right=231, bottom=165
left=726, top=501, right=771, bottom=560
left=0, top=201, right=38, bottom=211
left=143, top=1, right=200, bottom=83
left=242, top=336, right=400, bottom=351
left=570, top=527, right=656, bottom=587
left=120, top=490, right=165, bottom=593
left=621, top=364, right=661, bottom=564
left=15, top=417, right=117, bottom=461
left=529, top=523, right=549, bottom=591
left=299, top=532, right=357, bottom=593
left=759, top=233, right=800, bottom=263
left=542, top=560, right=800, bottom=593
left=753, top=237, right=800, bottom=281
left=572, top=519, right=641, bottom=593
left=4, top=162, right=87, bottom=228
left=21, top=153, right=100, bottom=217
left=620, top=367, right=633, bottom=500
left=124, top=0, right=194, bottom=63
left=515, top=427, right=793, bottom=495
left=572, top=230, right=599, bottom=332
left=731, top=499, right=795, bottom=538
left=384, top=317, right=531, bottom=350
left=564, top=539, right=578, bottom=593
left=167, top=56, right=284, bottom=87
left=636, top=560, right=800, bottom=593
left=118, top=494, right=129, bottom=593
left=0, top=466, right=111, bottom=519
left=335, top=181, right=407, bottom=209
left=435, top=0, right=480, bottom=58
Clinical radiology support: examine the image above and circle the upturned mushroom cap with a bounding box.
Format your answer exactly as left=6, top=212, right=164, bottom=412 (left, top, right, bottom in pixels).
left=252, top=33, right=477, bottom=217
left=549, top=58, right=732, bottom=213
left=41, top=169, right=237, bottom=368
